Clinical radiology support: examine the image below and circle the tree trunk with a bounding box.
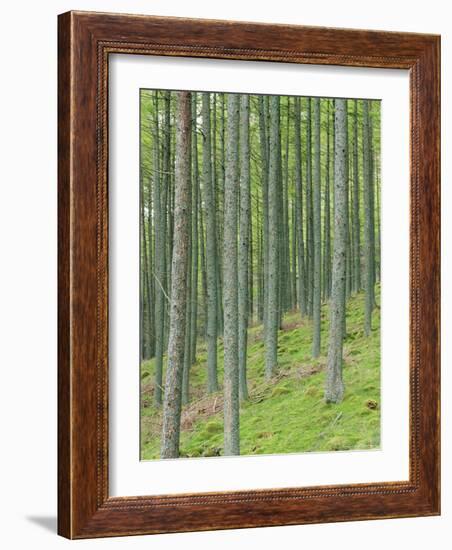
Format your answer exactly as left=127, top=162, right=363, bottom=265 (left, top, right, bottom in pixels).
left=325, top=99, right=346, bottom=404
left=343, top=101, right=350, bottom=337
left=368, top=106, right=377, bottom=308
left=223, top=93, right=240, bottom=456
left=161, top=91, right=191, bottom=458
left=265, top=95, right=280, bottom=379
left=162, top=93, right=171, bottom=350
left=182, top=189, right=192, bottom=406
left=152, top=91, right=165, bottom=406
left=312, top=97, right=321, bottom=357
left=238, top=94, right=250, bottom=401
left=202, top=93, right=219, bottom=392
left=363, top=100, right=373, bottom=336
left=141, top=181, right=153, bottom=360
left=323, top=100, right=332, bottom=301
left=294, top=96, right=307, bottom=317
left=353, top=99, right=361, bottom=293
left=258, top=96, right=270, bottom=337
left=190, top=93, right=199, bottom=364
left=306, top=98, right=314, bottom=318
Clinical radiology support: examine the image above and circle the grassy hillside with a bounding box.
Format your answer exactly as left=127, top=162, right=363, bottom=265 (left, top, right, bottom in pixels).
left=141, top=286, right=380, bottom=459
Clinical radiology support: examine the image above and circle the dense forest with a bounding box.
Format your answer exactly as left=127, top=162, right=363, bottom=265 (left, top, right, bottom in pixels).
left=140, top=90, right=381, bottom=459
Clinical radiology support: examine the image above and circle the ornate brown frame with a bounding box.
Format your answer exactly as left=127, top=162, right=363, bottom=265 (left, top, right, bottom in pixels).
left=58, top=10, right=440, bottom=539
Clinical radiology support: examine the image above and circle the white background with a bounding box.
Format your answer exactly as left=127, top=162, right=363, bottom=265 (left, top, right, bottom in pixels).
left=0, top=0, right=449, bottom=548
left=110, top=55, right=409, bottom=496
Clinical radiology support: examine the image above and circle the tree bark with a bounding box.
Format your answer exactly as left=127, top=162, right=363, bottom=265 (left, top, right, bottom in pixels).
left=265, top=95, right=280, bottom=379
left=202, top=93, right=219, bottom=392
left=161, top=91, right=191, bottom=458
left=312, top=97, right=321, bottom=357
left=323, top=100, right=332, bottom=301
left=306, top=98, right=314, bottom=318
left=353, top=99, right=361, bottom=293
left=294, top=96, right=307, bottom=317
left=363, top=99, right=373, bottom=336
left=152, top=91, right=165, bottom=406
left=258, top=96, right=270, bottom=336
left=190, top=93, right=199, bottom=364
left=223, top=93, right=240, bottom=455
left=238, top=94, right=250, bottom=401
left=325, top=99, right=346, bottom=404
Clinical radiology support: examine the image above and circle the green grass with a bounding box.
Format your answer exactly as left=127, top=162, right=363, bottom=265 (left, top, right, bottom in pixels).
left=141, top=286, right=380, bottom=459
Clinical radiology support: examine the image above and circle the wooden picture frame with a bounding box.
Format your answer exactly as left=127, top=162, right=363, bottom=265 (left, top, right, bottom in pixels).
left=58, top=10, right=440, bottom=539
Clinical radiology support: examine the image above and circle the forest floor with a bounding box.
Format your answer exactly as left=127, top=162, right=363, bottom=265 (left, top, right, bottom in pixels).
left=140, top=286, right=381, bottom=459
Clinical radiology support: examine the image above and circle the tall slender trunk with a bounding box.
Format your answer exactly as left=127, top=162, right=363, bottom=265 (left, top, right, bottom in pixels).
left=216, top=94, right=225, bottom=336
left=369, top=105, right=376, bottom=308
left=363, top=100, right=373, bottom=336
left=282, top=99, right=291, bottom=310
left=141, top=181, right=153, bottom=360
left=343, top=101, right=350, bottom=337
left=294, top=96, right=307, bottom=316
left=238, top=95, right=250, bottom=401
left=375, top=149, right=381, bottom=283
left=161, top=91, right=191, bottom=458
left=306, top=98, right=314, bottom=318
left=146, top=179, right=155, bottom=358
left=162, top=93, right=171, bottom=348
left=325, top=99, right=346, bottom=404
left=265, top=95, right=280, bottom=379
left=249, top=210, right=254, bottom=321
left=190, top=94, right=199, bottom=364
left=152, top=92, right=165, bottom=406
left=198, top=188, right=208, bottom=337
left=223, top=93, right=240, bottom=456
left=202, top=93, right=219, bottom=393
left=353, top=99, right=361, bottom=293
left=213, top=93, right=224, bottom=336
left=312, top=98, right=321, bottom=357
left=258, top=96, right=269, bottom=335
left=323, top=100, right=332, bottom=301
left=182, top=179, right=192, bottom=406
left=291, top=198, right=297, bottom=309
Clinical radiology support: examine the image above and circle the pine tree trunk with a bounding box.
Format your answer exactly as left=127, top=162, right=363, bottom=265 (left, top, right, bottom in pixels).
left=202, top=93, right=219, bottom=392
left=368, top=106, right=377, bottom=308
left=258, top=96, right=269, bottom=335
left=265, top=95, right=280, bottom=379
left=199, top=188, right=208, bottom=337
left=323, top=100, right=332, bottom=301
left=375, top=148, right=381, bottom=283
left=223, top=93, right=240, bottom=456
left=282, top=100, right=291, bottom=310
left=141, top=182, right=153, bottom=360
left=162, top=93, right=171, bottom=350
left=343, top=103, right=350, bottom=337
left=161, top=91, right=191, bottom=458
left=182, top=186, right=192, bottom=406
left=153, top=92, right=165, bottom=406
left=213, top=94, right=224, bottom=337
left=312, top=98, right=321, bottom=357
left=294, top=96, right=307, bottom=317
left=238, top=94, right=250, bottom=401
left=291, top=198, right=297, bottom=308
left=353, top=99, right=361, bottom=293
left=306, top=98, right=314, bottom=318
left=325, top=99, right=346, bottom=404
left=363, top=100, right=373, bottom=336
left=190, top=93, right=199, bottom=364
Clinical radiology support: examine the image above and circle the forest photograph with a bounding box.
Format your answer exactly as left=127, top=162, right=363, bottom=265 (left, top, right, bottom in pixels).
left=139, top=89, right=381, bottom=460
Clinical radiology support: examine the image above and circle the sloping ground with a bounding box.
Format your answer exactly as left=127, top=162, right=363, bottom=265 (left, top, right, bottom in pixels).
left=141, top=286, right=380, bottom=459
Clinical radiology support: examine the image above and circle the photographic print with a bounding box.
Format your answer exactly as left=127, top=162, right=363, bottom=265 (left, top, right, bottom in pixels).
left=140, top=89, right=381, bottom=460
left=58, top=13, right=440, bottom=537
